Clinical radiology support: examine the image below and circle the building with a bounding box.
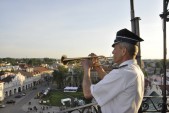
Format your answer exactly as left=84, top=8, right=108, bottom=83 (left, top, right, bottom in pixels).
left=0, top=66, right=53, bottom=101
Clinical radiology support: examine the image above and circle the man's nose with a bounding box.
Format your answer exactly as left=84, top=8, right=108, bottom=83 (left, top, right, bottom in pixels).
left=112, top=49, right=115, bottom=54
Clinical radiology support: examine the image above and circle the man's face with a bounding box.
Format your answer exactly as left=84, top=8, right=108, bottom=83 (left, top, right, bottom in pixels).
left=112, top=43, right=124, bottom=64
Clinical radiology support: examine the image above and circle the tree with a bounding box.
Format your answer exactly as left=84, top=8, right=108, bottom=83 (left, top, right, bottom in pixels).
left=73, top=65, right=83, bottom=89
left=27, top=59, right=33, bottom=66
left=27, top=58, right=41, bottom=66
left=43, top=58, right=55, bottom=65
left=52, top=65, right=68, bottom=89
left=1, top=57, right=17, bottom=65
left=52, top=70, right=63, bottom=88
left=156, top=61, right=162, bottom=68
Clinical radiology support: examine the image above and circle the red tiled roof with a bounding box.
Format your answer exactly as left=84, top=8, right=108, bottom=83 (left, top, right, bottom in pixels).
left=33, top=67, right=49, bottom=73
left=14, top=70, right=33, bottom=77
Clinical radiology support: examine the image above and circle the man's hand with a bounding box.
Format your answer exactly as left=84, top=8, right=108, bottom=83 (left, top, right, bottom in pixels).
left=81, top=59, right=92, bottom=70
left=88, top=53, right=101, bottom=67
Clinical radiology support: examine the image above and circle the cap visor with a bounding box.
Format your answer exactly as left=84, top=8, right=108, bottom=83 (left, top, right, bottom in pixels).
left=112, top=41, right=120, bottom=47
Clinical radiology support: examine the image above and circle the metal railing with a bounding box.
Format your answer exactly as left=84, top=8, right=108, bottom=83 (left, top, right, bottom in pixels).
left=57, top=96, right=169, bottom=113
left=57, top=102, right=101, bottom=113
left=140, top=96, right=169, bottom=112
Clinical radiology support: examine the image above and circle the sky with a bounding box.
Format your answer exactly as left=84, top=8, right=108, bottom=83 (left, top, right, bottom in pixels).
left=0, top=0, right=168, bottom=59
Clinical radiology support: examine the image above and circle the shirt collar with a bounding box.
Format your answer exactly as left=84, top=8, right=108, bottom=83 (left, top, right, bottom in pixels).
left=119, top=59, right=137, bottom=67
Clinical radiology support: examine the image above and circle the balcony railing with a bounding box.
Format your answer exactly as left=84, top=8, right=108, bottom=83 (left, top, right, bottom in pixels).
left=57, top=96, right=169, bottom=113
left=57, top=102, right=101, bottom=113
left=140, top=96, right=169, bottom=112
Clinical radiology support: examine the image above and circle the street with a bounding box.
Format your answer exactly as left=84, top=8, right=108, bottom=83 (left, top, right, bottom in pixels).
left=0, top=83, right=59, bottom=113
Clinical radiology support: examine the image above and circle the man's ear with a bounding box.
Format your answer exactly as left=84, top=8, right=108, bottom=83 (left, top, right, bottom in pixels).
left=121, top=47, right=127, bottom=56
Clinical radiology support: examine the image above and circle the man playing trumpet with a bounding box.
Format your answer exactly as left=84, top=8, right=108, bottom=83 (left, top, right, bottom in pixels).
left=81, top=28, right=144, bottom=113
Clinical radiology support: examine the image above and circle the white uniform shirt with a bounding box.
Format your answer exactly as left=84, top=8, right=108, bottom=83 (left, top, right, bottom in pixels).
left=91, top=60, right=144, bottom=113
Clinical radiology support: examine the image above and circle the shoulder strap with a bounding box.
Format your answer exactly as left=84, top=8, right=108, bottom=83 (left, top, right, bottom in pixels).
left=113, top=64, right=128, bottom=69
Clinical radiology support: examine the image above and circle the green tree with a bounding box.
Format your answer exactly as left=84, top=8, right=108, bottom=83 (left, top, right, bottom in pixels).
left=156, top=61, right=162, bottom=68
left=58, top=65, right=68, bottom=73
left=2, top=57, right=17, bottom=65
left=0, top=58, right=2, bottom=63
left=73, top=65, right=83, bottom=89
left=52, top=70, right=62, bottom=88
left=74, top=65, right=83, bottom=79
left=27, top=58, right=41, bottom=66
left=43, top=58, right=55, bottom=65
left=52, top=65, right=68, bottom=89
left=27, top=59, right=33, bottom=66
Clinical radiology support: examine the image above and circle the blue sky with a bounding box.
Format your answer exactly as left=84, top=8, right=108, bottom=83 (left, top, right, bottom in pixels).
left=0, top=0, right=168, bottom=59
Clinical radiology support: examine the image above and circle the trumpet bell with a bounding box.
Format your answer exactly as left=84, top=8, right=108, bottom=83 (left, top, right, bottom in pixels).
left=61, top=55, right=69, bottom=65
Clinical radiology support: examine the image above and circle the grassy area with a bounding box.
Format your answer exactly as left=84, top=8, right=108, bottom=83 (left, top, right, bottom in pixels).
left=41, top=90, right=91, bottom=106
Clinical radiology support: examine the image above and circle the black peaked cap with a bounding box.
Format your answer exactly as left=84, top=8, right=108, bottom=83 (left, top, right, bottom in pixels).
left=112, top=28, right=144, bottom=47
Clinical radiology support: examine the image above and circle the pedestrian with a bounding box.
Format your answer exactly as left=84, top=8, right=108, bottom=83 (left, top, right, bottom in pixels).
left=81, top=28, right=145, bottom=113
left=34, top=106, right=38, bottom=112
left=43, top=106, right=45, bottom=110
left=28, top=101, right=31, bottom=105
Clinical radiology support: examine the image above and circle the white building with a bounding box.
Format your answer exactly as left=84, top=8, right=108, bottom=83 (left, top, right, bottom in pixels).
left=0, top=66, right=53, bottom=101
left=0, top=81, right=4, bottom=101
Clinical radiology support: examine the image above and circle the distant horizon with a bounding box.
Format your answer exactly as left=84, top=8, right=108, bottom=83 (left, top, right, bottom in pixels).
left=0, top=56, right=167, bottom=60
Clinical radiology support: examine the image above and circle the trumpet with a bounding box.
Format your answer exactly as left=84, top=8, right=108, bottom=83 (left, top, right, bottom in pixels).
left=61, top=55, right=108, bottom=65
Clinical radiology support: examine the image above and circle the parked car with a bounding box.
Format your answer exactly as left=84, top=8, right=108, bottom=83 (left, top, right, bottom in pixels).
left=0, top=104, right=5, bottom=108
left=6, top=100, right=15, bottom=104
left=15, top=94, right=22, bottom=98
left=17, top=92, right=26, bottom=96
left=32, top=87, right=37, bottom=90
left=21, top=92, right=26, bottom=96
